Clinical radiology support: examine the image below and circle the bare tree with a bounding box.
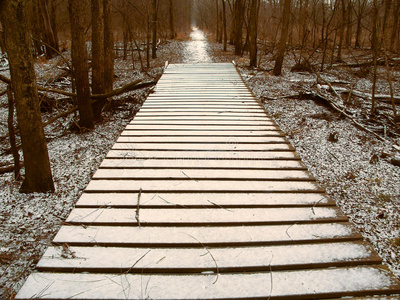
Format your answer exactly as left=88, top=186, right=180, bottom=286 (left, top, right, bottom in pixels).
left=233, top=0, right=244, bottom=55
left=151, top=0, right=158, bottom=59
left=1, top=0, right=54, bottom=193
left=68, top=0, right=94, bottom=129
left=38, top=0, right=60, bottom=58
left=222, top=0, right=227, bottom=51
left=390, top=0, right=400, bottom=52
left=273, top=0, right=291, bottom=76
left=103, top=0, right=114, bottom=93
left=249, top=0, right=260, bottom=67
left=169, top=0, right=176, bottom=39
left=91, top=0, right=105, bottom=96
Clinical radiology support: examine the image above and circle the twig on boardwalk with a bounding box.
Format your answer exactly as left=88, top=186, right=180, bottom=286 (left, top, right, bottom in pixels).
left=181, top=171, right=199, bottom=182
left=126, top=250, right=151, bottom=274
left=267, top=254, right=274, bottom=300
left=135, top=188, right=142, bottom=228
left=185, top=233, right=220, bottom=284
left=157, top=195, right=188, bottom=208
left=207, top=200, right=234, bottom=212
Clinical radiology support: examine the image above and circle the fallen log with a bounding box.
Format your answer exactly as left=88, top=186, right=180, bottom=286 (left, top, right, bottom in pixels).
left=341, top=89, right=400, bottom=104
left=0, top=79, right=156, bottom=142
left=313, top=72, right=386, bottom=141
left=332, top=57, right=400, bottom=68
left=0, top=73, right=156, bottom=100
left=0, top=162, right=24, bottom=175
left=91, top=80, right=156, bottom=99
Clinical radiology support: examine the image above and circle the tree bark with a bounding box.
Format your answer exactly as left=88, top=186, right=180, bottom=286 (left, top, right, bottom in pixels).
left=354, top=0, right=365, bottom=48
left=91, top=0, right=107, bottom=120
left=7, top=85, right=20, bottom=180
left=169, top=0, right=176, bottom=39
left=233, top=0, right=244, bottom=55
left=91, top=0, right=105, bottom=96
left=390, top=0, right=400, bottom=52
left=68, top=0, right=94, bottom=129
left=273, top=0, right=291, bottom=76
left=337, top=0, right=346, bottom=61
left=216, top=0, right=220, bottom=42
left=103, top=0, right=114, bottom=93
left=1, top=0, right=54, bottom=193
left=248, top=0, right=259, bottom=67
left=151, top=0, right=158, bottom=59
left=38, top=0, right=59, bottom=58
left=345, top=0, right=353, bottom=47
left=371, top=0, right=379, bottom=115
left=222, top=0, right=227, bottom=51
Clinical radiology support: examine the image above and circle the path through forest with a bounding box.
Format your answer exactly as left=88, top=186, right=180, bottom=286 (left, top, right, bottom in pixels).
left=183, top=27, right=212, bottom=63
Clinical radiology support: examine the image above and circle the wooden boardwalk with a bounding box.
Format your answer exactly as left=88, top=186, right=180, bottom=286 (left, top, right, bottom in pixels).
left=16, top=63, right=400, bottom=299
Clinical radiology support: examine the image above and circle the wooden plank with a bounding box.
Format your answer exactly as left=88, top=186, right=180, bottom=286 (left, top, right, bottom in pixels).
left=37, top=242, right=381, bottom=273
left=131, top=119, right=274, bottom=123
left=76, top=192, right=334, bottom=208
left=53, top=223, right=362, bottom=247
left=105, top=150, right=298, bottom=159
left=144, top=99, right=257, bottom=103
left=125, top=124, right=280, bottom=131
left=116, top=136, right=287, bottom=143
left=120, top=130, right=284, bottom=137
left=145, top=96, right=255, bottom=100
left=16, top=266, right=400, bottom=300
left=135, top=112, right=268, bottom=117
left=139, top=106, right=263, bottom=111
left=132, top=116, right=273, bottom=121
left=153, top=89, right=250, bottom=93
left=100, top=158, right=305, bottom=169
left=112, top=143, right=294, bottom=151
left=92, top=169, right=311, bottom=180
left=66, top=207, right=344, bottom=226
left=85, top=179, right=321, bottom=193
left=143, top=102, right=259, bottom=106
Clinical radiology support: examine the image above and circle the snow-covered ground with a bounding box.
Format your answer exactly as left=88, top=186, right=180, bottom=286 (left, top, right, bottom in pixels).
left=1, top=29, right=400, bottom=299
left=182, top=27, right=213, bottom=63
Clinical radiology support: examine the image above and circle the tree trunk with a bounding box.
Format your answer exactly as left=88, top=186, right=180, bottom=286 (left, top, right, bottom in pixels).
left=249, top=0, right=259, bottom=67
left=1, top=0, right=54, bottom=193
left=38, top=0, right=59, bottom=58
left=355, top=0, right=367, bottom=48
left=390, top=1, right=400, bottom=52
left=273, top=0, right=291, bottom=76
left=337, top=0, right=346, bottom=61
left=233, top=0, right=244, bottom=55
left=91, top=0, right=105, bottom=96
left=68, top=0, right=94, bottom=129
left=371, top=0, right=379, bottom=115
left=169, top=0, right=176, bottom=39
left=103, top=0, right=114, bottom=93
left=146, top=20, right=150, bottom=69
left=381, top=0, right=391, bottom=47
left=345, top=0, right=353, bottom=47
left=123, top=24, right=128, bottom=60
left=7, top=85, right=21, bottom=180
left=151, top=0, right=158, bottom=59
left=216, top=0, right=220, bottom=42
left=31, top=1, right=45, bottom=57
left=222, top=0, right=227, bottom=51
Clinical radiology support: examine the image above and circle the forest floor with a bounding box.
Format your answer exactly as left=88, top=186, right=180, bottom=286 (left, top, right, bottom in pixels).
left=1, top=28, right=400, bottom=299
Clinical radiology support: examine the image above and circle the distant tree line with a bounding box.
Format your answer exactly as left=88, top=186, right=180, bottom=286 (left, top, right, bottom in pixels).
left=195, top=0, right=400, bottom=73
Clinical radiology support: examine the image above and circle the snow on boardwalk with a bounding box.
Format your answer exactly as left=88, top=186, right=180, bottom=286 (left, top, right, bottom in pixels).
left=16, top=63, right=400, bottom=299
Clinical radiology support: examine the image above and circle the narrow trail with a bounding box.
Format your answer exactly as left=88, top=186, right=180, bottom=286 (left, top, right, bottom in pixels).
left=183, top=27, right=213, bottom=63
